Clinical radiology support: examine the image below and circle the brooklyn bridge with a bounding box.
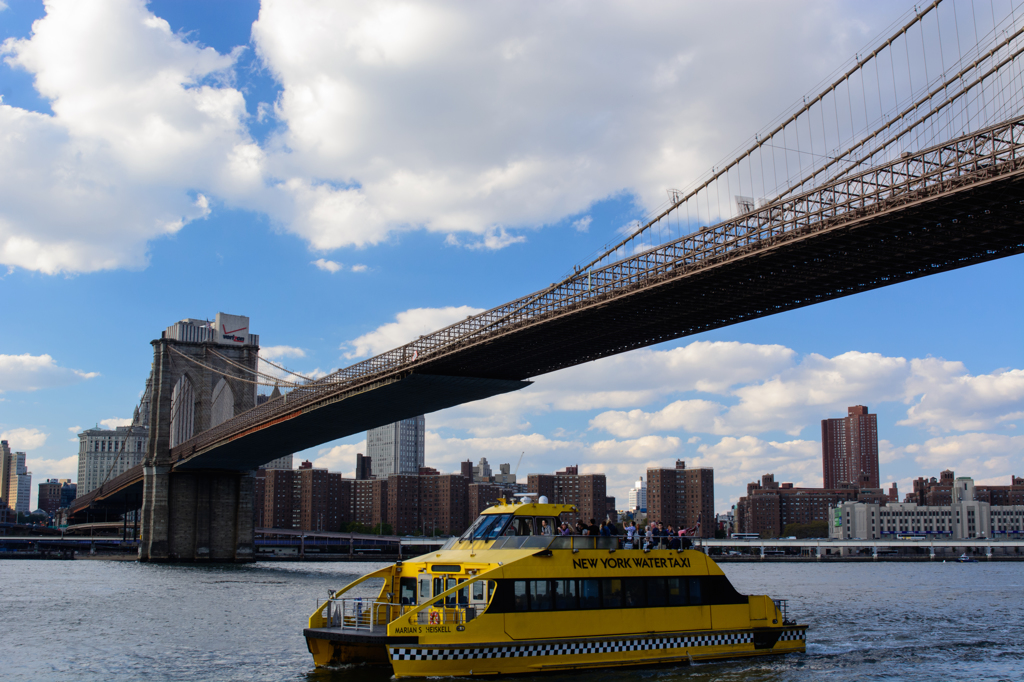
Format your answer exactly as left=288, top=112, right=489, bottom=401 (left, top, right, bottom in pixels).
left=70, top=0, right=1024, bottom=561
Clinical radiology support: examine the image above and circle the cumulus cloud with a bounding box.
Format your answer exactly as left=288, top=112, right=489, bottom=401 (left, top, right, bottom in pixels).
left=99, top=417, right=132, bottom=430
left=898, top=361, right=1024, bottom=432
left=312, top=258, right=342, bottom=273
left=902, top=433, right=1024, bottom=474
left=1, top=427, right=48, bottom=450
left=0, top=0, right=254, bottom=273
left=0, top=353, right=99, bottom=392
left=1, top=1, right=894, bottom=273
left=343, top=305, right=485, bottom=358
left=312, top=440, right=366, bottom=477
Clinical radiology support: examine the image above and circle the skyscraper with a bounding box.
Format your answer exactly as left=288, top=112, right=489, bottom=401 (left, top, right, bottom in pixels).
left=628, top=476, right=647, bottom=513
left=821, top=405, right=879, bottom=489
left=367, top=415, right=425, bottom=478
left=3, top=449, right=32, bottom=514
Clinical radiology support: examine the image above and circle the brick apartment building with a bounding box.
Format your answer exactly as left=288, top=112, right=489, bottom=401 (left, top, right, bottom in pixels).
left=646, top=461, right=714, bottom=538
left=528, top=466, right=608, bottom=525
left=735, top=472, right=889, bottom=537
left=822, top=405, right=880, bottom=489
left=908, top=470, right=1024, bottom=506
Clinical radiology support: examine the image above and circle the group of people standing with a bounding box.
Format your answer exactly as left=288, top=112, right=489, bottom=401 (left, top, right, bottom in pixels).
left=539, top=516, right=697, bottom=550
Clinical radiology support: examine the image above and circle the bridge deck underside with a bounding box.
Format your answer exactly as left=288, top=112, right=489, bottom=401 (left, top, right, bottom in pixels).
left=415, top=172, right=1024, bottom=380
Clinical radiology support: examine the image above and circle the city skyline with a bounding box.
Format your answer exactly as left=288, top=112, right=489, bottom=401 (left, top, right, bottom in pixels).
left=1, top=1, right=1022, bottom=514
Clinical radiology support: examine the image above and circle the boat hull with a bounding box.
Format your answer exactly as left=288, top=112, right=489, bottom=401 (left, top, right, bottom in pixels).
left=385, top=626, right=806, bottom=677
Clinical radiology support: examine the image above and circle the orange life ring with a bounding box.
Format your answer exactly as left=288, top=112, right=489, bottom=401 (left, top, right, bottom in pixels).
left=429, top=611, right=440, bottom=625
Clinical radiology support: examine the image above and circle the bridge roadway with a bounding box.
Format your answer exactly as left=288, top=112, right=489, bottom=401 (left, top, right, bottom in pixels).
left=72, top=118, right=1024, bottom=518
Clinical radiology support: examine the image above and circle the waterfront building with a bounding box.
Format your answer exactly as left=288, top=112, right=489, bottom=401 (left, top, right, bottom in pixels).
left=528, top=466, right=607, bottom=524
left=822, top=405, right=880, bottom=489
left=77, top=424, right=149, bottom=496
left=647, top=461, right=714, bottom=538
left=0, top=440, right=12, bottom=508
left=460, top=460, right=473, bottom=480
left=38, top=478, right=70, bottom=515
left=831, top=475, right=1024, bottom=540
left=367, top=415, right=425, bottom=478
left=9, top=452, right=31, bottom=514
left=734, top=473, right=887, bottom=537
left=628, top=476, right=647, bottom=513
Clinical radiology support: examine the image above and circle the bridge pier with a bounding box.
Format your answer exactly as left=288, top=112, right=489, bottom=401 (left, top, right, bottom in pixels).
left=140, top=467, right=254, bottom=562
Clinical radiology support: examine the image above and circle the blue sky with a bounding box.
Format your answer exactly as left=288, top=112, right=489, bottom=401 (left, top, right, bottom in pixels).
left=1, top=0, right=1021, bottom=513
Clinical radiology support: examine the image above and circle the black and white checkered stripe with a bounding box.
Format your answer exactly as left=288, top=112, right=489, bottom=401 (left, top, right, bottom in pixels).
left=777, top=629, right=805, bottom=641
left=389, top=630, right=802, bottom=661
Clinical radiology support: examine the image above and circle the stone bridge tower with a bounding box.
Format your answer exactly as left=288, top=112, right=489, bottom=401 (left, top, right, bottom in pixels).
left=139, top=313, right=260, bottom=562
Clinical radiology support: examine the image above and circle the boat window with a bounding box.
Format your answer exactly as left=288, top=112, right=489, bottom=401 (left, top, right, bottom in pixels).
left=688, top=577, right=702, bottom=606
left=512, top=517, right=535, bottom=536
left=399, top=578, right=416, bottom=605
left=457, top=579, right=469, bottom=607
left=666, top=577, right=687, bottom=606
left=530, top=580, right=552, bottom=611
left=513, top=580, right=529, bottom=612
left=460, top=515, right=488, bottom=541
left=433, top=577, right=445, bottom=607
left=553, top=579, right=577, bottom=610
left=483, top=514, right=512, bottom=539
left=472, top=581, right=486, bottom=602
left=537, top=517, right=557, bottom=535
left=601, top=579, right=622, bottom=609
left=418, top=575, right=431, bottom=605
left=472, top=514, right=501, bottom=540
left=579, top=579, right=600, bottom=609
left=445, top=578, right=459, bottom=607
left=646, top=578, right=668, bottom=607
left=622, top=578, right=645, bottom=608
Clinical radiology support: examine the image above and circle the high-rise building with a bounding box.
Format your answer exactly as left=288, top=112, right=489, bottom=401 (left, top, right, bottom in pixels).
left=38, top=479, right=69, bottom=515
left=77, top=424, right=149, bottom=496
left=367, top=415, right=425, bottom=478
left=8, top=451, right=31, bottom=514
left=628, top=476, right=647, bottom=513
left=528, top=466, right=607, bottom=525
left=646, top=461, right=714, bottom=538
left=0, top=440, right=13, bottom=509
left=821, top=405, right=879, bottom=489
left=472, top=458, right=492, bottom=482
left=493, top=463, right=517, bottom=486
left=356, top=453, right=372, bottom=480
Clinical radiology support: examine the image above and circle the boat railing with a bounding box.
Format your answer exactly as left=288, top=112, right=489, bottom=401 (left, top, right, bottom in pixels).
left=448, top=533, right=703, bottom=551
left=321, top=598, right=481, bottom=630
left=322, top=598, right=417, bottom=630
left=773, top=598, right=793, bottom=625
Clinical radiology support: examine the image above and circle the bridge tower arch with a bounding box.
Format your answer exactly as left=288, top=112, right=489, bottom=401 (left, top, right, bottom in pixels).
left=139, top=315, right=260, bottom=563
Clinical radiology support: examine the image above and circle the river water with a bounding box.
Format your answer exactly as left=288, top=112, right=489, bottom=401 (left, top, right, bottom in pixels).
left=1, top=559, right=1021, bottom=681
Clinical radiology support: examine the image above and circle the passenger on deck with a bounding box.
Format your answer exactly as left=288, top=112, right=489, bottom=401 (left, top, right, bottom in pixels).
left=624, top=520, right=637, bottom=548
left=667, top=525, right=680, bottom=550
left=560, top=523, right=573, bottom=536
left=540, top=519, right=553, bottom=535
left=576, top=521, right=586, bottom=535
left=587, top=519, right=600, bottom=536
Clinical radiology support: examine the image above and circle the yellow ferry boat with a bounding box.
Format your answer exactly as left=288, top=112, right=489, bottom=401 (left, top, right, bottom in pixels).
left=304, top=497, right=806, bottom=677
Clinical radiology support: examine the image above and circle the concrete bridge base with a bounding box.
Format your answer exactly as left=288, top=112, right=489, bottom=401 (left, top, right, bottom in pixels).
left=139, top=467, right=254, bottom=563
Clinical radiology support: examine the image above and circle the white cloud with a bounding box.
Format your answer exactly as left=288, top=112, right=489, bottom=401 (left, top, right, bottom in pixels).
left=0, top=0, right=252, bottom=273
left=904, top=433, right=1024, bottom=474
left=1, top=1, right=896, bottom=273
left=343, top=305, right=485, bottom=358
left=693, top=436, right=823, bottom=489
left=312, top=440, right=366, bottom=477
left=99, top=417, right=132, bottom=430
left=898, top=361, right=1024, bottom=432
left=257, top=346, right=330, bottom=385
left=572, top=216, right=592, bottom=233
left=67, top=425, right=81, bottom=434
left=0, top=353, right=99, bottom=392
left=351, top=263, right=368, bottom=272
left=1, top=427, right=48, bottom=451
left=312, top=258, right=342, bottom=273
left=0, top=2, right=9, bottom=12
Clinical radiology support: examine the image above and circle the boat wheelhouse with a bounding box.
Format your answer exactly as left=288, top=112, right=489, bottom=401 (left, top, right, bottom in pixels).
left=305, top=497, right=805, bottom=677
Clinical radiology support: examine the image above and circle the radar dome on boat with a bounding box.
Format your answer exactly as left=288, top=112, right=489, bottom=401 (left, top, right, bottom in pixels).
left=537, top=496, right=549, bottom=504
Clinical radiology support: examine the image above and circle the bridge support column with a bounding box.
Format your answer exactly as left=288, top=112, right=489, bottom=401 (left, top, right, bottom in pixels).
left=139, top=468, right=254, bottom=563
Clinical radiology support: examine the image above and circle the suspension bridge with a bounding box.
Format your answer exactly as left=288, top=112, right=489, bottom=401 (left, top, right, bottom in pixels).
left=68, top=0, right=1024, bottom=561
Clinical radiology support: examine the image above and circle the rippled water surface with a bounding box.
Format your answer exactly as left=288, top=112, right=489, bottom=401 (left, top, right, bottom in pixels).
left=1, top=559, right=1021, bottom=681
